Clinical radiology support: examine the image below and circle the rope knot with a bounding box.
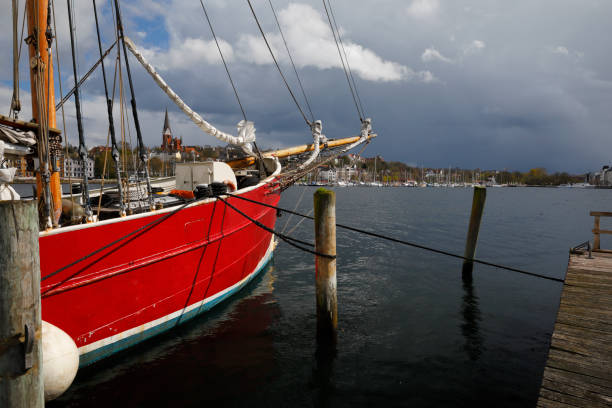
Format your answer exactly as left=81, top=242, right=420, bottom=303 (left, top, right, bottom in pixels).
left=360, top=117, right=372, bottom=138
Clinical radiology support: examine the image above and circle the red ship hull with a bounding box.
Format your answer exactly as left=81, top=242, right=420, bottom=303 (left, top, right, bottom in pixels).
left=39, top=179, right=280, bottom=366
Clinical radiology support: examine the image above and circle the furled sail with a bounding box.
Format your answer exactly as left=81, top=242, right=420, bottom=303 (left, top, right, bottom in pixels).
left=123, top=37, right=255, bottom=156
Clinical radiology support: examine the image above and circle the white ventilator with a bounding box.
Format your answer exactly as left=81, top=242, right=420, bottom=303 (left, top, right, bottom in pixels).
left=123, top=37, right=255, bottom=156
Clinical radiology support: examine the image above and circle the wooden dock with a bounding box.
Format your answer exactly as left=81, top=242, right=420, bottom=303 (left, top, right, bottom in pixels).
left=537, top=251, right=612, bottom=407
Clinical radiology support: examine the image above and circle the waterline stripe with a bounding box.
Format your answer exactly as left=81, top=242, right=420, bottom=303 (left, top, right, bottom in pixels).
left=77, top=237, right=276, bottom=366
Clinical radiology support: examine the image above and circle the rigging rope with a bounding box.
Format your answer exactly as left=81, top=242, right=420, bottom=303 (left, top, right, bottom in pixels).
left=327, top=0, right=366, bottom=119
left=224, top=193, right=565, bottom=283
left=321, top=0, right=362, bottom=122
left=10, top=0, right=21, bottom=118
left=246, top=0, right=311, bottom=126
left=281, top=182, right=308, bottom=233
left=198, top=0, right=247, bottom=122
left=197, top=0, right=268, bottom=175
left=268, top=0, right=315, bottom=122
left=93, top=0, right=125, bottom=216
left=112, top=0, right=154, bottom=211
left=67, top=0, right=93, bottom=220
left=51, top=0, right=77, bottom=214
left=55, top=40, right=117, bottom=111
left=31, top=0, right=53, bottom=228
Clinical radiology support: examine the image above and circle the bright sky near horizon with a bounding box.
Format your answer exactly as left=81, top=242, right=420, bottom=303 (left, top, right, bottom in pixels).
left=1, top=0, right=611, bottom=173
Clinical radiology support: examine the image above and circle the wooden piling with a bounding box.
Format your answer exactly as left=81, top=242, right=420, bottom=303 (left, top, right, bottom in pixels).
left=314, top=188, right=337, bottom=345
left=0, top=200, right=44, bottom=408
left=462, top=186, right=486, bottom=277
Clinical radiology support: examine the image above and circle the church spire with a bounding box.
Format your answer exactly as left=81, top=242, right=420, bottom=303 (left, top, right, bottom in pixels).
left=163, top=108, right=171, bottom=134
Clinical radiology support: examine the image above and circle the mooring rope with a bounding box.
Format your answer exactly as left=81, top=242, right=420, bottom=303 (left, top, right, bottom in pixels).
left=224, top=193, right=565, bottom=283
left=41, top=188, right=562, bottom=287
left=218, top=196, right=335, bottom=259
left=41, top=191, right=334, bottom=288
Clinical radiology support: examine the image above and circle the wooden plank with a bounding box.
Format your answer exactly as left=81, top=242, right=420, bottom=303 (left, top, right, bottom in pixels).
left=538, top=251, right=612, bottom=408
left=590, top=211, right=612, bottom=217
left=560, top=287, right=612, bottom=305
left=553, top=323, right=612, bottom=344
left=0, top=113, right=61, bottom=135
left=551, top=327, right=611, bottom=351
left=547, top=347, right=612, bottom=378
left=550, top=338, right=610, bottom=360
left=593, top=229, right=612, bottom=235
left=556, top=310, right=612, bottom=332
left=539, top=387, right=611, bottom=408
left=591, top=252, right=612, bottom=260
left=568, top=264, right=612, bottom=276
left=563, top=279, right=612, bottom=291
left=543, top=366, right=612, bottom=397
left=541, top=378, right=612, bottom=406
left=570, top=257, right=612, bottom=268
left=537, top=397, right=583, bottom=408
left=559, top=295, right=612, bottom=312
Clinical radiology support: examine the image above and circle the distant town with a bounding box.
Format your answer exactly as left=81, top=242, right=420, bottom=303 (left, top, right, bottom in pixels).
left=8, top=110, right=609, bottom=188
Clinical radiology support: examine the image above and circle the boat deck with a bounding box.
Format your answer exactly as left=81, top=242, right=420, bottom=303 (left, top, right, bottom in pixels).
left=537, top=251, right=612, bottom=407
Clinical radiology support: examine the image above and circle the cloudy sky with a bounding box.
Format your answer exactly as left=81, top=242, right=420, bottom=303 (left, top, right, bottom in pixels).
left=1, top=0, right=611, bottom=172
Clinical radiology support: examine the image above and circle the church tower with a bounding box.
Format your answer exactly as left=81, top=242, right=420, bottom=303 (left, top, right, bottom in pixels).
left=162, top=108, right=172, bottom=150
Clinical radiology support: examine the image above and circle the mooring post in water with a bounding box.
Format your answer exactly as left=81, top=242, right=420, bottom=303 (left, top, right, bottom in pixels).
left=0, top=200, right=44, bottom=408
left=314, top=188, right=337, bottom=345
left=462, top=186, right=486, bottom=278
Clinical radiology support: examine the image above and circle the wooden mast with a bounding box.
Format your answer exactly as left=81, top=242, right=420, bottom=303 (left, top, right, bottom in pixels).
left=26, top=0, right=62, bottom=227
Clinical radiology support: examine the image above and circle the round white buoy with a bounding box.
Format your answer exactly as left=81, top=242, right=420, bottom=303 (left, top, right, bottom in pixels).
left=42, top=321, right=79, bottom=401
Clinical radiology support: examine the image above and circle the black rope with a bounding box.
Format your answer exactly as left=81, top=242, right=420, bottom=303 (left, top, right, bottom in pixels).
left=321, top=0, right=363, bottom=121
left=55, top=39, right=116, bottom=111
left=198, top=0, right=247, bottom=122
left=224, top=193, right=565, bottom=283
left=246, top=0, right=311, bottom=126
left=327, top=0, right=366, bottom=119
left=268, top=0, right=315, bottom=122
left=41, top=200, right=192, bottom=283
left=67, top=0, right=92, bottom=217
left=93, top=0, right=125, bottom=215
left=217, top=196, right=336, bottom=259
left=113, top=0, right=154, bottom=210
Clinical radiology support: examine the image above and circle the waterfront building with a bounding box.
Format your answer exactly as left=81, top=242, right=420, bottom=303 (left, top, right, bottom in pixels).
left=64, top=157, right=94, bottom=179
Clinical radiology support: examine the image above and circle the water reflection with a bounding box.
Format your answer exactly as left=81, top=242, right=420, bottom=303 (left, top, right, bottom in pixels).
left=50, top=264, right=280, bottom=407
left=461, top=269, right=484, bottom=361
left=313, top=333, right=337, bottom=407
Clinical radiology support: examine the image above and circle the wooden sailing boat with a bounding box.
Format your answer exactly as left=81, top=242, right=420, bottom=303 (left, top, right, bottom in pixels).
left=0, top=0, right=375, bottom=399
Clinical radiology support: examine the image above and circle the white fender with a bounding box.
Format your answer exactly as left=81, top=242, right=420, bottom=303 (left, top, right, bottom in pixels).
left=42, top=321, right=79, bottom=401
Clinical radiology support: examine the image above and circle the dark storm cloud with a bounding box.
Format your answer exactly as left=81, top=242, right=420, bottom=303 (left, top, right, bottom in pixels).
left=1, top=0, right=611, bottom=172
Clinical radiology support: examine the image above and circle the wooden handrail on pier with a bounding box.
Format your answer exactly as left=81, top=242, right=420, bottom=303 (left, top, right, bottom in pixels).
left=589, top=211, right=612, bottom=251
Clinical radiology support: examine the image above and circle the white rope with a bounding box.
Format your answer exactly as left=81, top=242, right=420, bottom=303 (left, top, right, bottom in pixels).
left=339, top=118, right=371, bottom=153
left=297, top=120, right=324, bottom=170
left=123, top=36, right=255, bottom=156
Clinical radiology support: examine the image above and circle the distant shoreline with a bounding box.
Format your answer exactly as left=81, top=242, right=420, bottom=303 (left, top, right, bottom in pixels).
left=15, top=177, right=117, bottom=184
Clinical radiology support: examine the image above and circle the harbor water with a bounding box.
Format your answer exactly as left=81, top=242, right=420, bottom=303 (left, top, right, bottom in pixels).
left=48, top=186, right=609, bottom=407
